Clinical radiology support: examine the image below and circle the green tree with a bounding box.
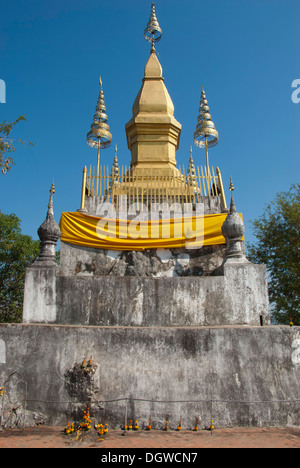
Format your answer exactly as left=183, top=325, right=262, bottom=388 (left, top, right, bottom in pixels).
left=0, top=115, right=33, bottom=174
left=247, top=184, right=300, bottom=325
left=0, top=212, right=40, bottom=323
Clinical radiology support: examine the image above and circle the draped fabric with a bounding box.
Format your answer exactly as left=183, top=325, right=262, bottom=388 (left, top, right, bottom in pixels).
left=59, top=211, right=238, bottom=251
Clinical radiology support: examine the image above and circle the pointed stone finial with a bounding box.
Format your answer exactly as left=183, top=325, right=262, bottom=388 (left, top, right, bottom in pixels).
left=221, top=182, right=247, bottom=262
left=47, top=181, right=55, bottom=217
left=144, top=3, right=162, bottom=54
left=37, top=183, right=61, bottom=265
left=228, top=177, right=237, bottom=213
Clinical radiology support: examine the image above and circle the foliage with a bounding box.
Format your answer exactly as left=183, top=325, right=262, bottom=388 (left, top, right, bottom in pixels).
left=247, top=184, right=300, bottom=325
left=0, top=115, right=33, bottom=174
left=0, top=211, right=40, bottom=323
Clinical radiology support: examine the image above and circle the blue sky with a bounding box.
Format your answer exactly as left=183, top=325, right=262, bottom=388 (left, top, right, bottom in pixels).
left=0, top=0, right=299, bottom=249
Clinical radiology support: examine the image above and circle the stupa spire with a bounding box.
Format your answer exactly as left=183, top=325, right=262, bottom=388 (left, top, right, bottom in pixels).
left=125, top=4, right=181, bottom=172
left=87, top=75, right=112, bottom=150
left=187, top=146, right=197, bottom=191
left=222, top=179, right=246, bottom=262
left=194, top=87, right=219, bottom=175
left=37, top=182, right=61, bottom=265
left=229, top=177, right=237, bottom=213
left=144, top=2, right=162, bottom=54
left=111, top=144, right=119, bottom=179
left=87, top=75, right=112, bottom=194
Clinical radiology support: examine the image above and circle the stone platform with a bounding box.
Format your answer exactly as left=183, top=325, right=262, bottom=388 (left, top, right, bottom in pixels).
left=0, top=323, right=299, bottom=428
left=23, top=258, right=270, bottom=327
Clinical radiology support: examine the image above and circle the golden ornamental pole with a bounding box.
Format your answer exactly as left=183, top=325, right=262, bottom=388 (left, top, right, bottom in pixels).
left=96, top=139, right=100, bottom=196
left=80, top=166, right=87, bottom=211
left=205, top=136, right=210, bottom=177
left=216, top=166, right=227, bottom=210
left=194, top=88, right=218, bottom=191
left=87, top=75, right=112, bottom=198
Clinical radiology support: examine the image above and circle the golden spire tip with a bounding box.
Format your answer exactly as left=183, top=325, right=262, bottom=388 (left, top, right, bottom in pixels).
left=87, top=75, right=112, bottom=149
left=194, top=88, right=219, bottom=149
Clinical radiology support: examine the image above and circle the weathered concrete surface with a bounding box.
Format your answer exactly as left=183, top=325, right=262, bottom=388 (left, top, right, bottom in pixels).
left=60, top=242, right=226, bottom=278
left=84, top=195, right=224, bottom=217
left=23, top=262, right=270, bottom=327
left=0, top=324, right=299, bottom=428
left=23, top=265, right=58, bottom=324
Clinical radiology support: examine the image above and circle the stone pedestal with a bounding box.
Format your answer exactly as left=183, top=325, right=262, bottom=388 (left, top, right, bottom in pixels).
left=0, top=324, right=299, bottom=428
left=23, top=245, right=270, bottom=327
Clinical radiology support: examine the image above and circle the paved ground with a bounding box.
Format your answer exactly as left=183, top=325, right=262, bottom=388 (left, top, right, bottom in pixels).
left=0, top=426, right=299, bottom=448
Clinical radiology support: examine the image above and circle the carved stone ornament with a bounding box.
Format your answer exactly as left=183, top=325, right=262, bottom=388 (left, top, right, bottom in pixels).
left=37, top=183, right=61, bottom=265
left=221, top=195, right=247, bottom=261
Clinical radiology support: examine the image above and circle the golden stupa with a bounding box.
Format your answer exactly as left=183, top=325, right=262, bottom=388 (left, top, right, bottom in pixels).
left=80, top=3, right=226, bottom=211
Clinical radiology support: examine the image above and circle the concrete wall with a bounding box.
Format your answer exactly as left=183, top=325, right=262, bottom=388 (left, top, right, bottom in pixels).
left=23, top=262, right=270, bottom=327
left=0, top=324, right=299, bottom=428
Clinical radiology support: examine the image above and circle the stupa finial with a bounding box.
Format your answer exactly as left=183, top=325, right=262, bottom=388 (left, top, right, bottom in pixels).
left=112, top=144, right=119, bottom=178
left=187, top=147, right=197, bottom=191
left=194, top=87, right=219, bottom=174
left=229, top=177, right=237, bottom=213
left=221, top=181, right=246, bottom=262
left=144, top=3, right=162, bottom=54
left=87, top=75, right=112, bottom=150
left=87, top=75, right=112, bottom=194
left=37, top=182, right=61, bottom=265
